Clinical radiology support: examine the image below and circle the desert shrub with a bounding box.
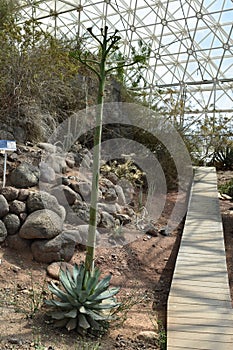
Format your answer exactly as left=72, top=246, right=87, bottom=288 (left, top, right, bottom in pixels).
left=212, top=146, right=233, bottom=170
left=101, top=159, right=145, bottom=188
left=0, top=6, right=94, bottom=142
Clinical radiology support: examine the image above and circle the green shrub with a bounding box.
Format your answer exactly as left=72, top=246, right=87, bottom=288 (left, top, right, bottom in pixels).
left=218, top=178, right=233, bottom=197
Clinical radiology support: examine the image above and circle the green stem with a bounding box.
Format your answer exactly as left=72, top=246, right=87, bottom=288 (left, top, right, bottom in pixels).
left=84, top=49, right=106, bottom=273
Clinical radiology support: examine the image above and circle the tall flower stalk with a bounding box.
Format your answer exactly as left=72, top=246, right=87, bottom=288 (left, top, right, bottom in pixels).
left=71, top=26, right=143, bottom=273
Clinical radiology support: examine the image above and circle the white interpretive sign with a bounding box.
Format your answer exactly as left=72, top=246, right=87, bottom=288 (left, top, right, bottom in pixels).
left=0, top=140, right=17, bottom=187
left=0, top=140, right=16, bottom=151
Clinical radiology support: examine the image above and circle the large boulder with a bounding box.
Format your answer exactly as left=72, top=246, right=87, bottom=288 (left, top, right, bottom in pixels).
left=0, top=195, right=9, bottom=218
left=31, top=232, right=76, bottom=263
left=3, top=214, right=21, bottom=235
left=9, top=163, right=40, bottom=188
left=26, top=191, right=66, bottom=220
left=0, top=221, right=7, bottom=242
left=19, top=209, right=63, bottom=240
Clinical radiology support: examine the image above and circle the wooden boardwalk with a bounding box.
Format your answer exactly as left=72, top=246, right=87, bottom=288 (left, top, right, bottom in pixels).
left=167, top=167, right=233, bottom=350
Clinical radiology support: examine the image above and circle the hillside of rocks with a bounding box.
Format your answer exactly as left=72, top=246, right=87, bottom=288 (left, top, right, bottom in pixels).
left=0, top=141, right=158, bottom=265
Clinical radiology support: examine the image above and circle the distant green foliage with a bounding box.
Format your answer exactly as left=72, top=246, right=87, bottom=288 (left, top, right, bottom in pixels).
left=109, top=38, right=151, bottom=89
left=218, top=178, right=233, bottom=197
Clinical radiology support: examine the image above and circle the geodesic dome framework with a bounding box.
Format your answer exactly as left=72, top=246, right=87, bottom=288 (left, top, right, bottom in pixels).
left=18, top=0, right=233, bottom=157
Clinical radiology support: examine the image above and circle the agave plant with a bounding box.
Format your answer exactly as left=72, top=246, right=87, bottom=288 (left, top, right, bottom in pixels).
left=45, top=263, right=120, bottom=333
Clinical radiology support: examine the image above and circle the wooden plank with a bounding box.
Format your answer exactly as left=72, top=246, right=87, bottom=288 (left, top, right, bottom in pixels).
left=168, top=323, right=233, bottom=335
left=169, top=296, right=231, bottom=307
left=167, top=337, right=233, bottom=350
left=171, top=279, right=230, bottom=290
left=170, top=285, right=231, bottom=300
left=168, top=315, right=233, bottom=325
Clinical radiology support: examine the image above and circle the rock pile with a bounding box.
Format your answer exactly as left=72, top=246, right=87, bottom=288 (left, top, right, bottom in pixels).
left=0, top=142, right=137, bottom=263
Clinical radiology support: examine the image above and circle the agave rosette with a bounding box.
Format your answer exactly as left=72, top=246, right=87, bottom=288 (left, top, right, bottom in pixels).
left=45, top=263, right=120, bottom=332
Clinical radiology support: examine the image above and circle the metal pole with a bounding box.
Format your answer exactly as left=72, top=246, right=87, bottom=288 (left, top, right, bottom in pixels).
left=3, top=152, right=7, bottom=188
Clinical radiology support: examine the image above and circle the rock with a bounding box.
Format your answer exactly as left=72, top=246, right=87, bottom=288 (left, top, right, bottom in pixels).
left=1, top=186, right=19, bottom=201
left=103, top=187, right=117, bottom=202
left=8, top=153, right=18, bottom=162
left=137, top=331, right=159, bottom=344
left=19, top=209, right=63, bottom=239
left=19, top=212, right=27, bottom=223
left=118, top=178, right=135, bottom=203
left=37, top=142, right=57, bottom=153
left=114, top=213, right=131, bottom=225
left=51, top=185, right=77, bottom=206
left=0, top=221, right=7, bottom=242
left=115, top=184, right=126, bottom=205
left=39, top=162, right=56, bottom=183
left=160, top=226, right=170, bottom=236
left=105, top=172, right=118, bottom=185
left=76, top=224, right=99, bottom=245
left=100, top=178, right=115, bottom=188
left=18, top=189, right=30, bottom=201
left=62, top=177, right=70, bottom=186
left=76, top=181, right=92, bottom=199
left=26, top=191, right=66, bottom=220
left=46, top=154, right=67, bottom=174
left=61, top=229, right=82, bottom=245
left=100, top=211, right=115, bottom=229
left=47, top=261, right=73, bottom=279
left=65, top=153, right=75, bottom=168
left=98, top=202, right=120, bottom=214
left=3, top=214, right=21, bottom=235
left=6, top=234, right=31, bottom=251
left=66, top=211, right=86, bottom=226
left=79, top=149, right=92, bottom=168
left=7, top=337, right=23, bottom=346
left=72, top=200, right=90, bottom=224
left=9, top=162, right=40, bottom=188
left=143, top=223, right=158, bottom=237
left=0, top=195, right=9, bottom=218
left=73, top=153, right=83, bottom=167
left=9, top=200, right=26, bottom=215
left=31, top=232, right=76, bottom=263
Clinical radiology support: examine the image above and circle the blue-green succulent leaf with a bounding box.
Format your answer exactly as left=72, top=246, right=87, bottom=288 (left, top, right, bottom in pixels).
left=66, top=317, right=77, bottom=331
left=78, top=314, right=90, bottom=329
left=65, top=308, right=78, bottom=318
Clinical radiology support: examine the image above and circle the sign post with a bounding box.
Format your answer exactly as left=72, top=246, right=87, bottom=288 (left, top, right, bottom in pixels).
left=0, top=140, right=17, bottom=188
